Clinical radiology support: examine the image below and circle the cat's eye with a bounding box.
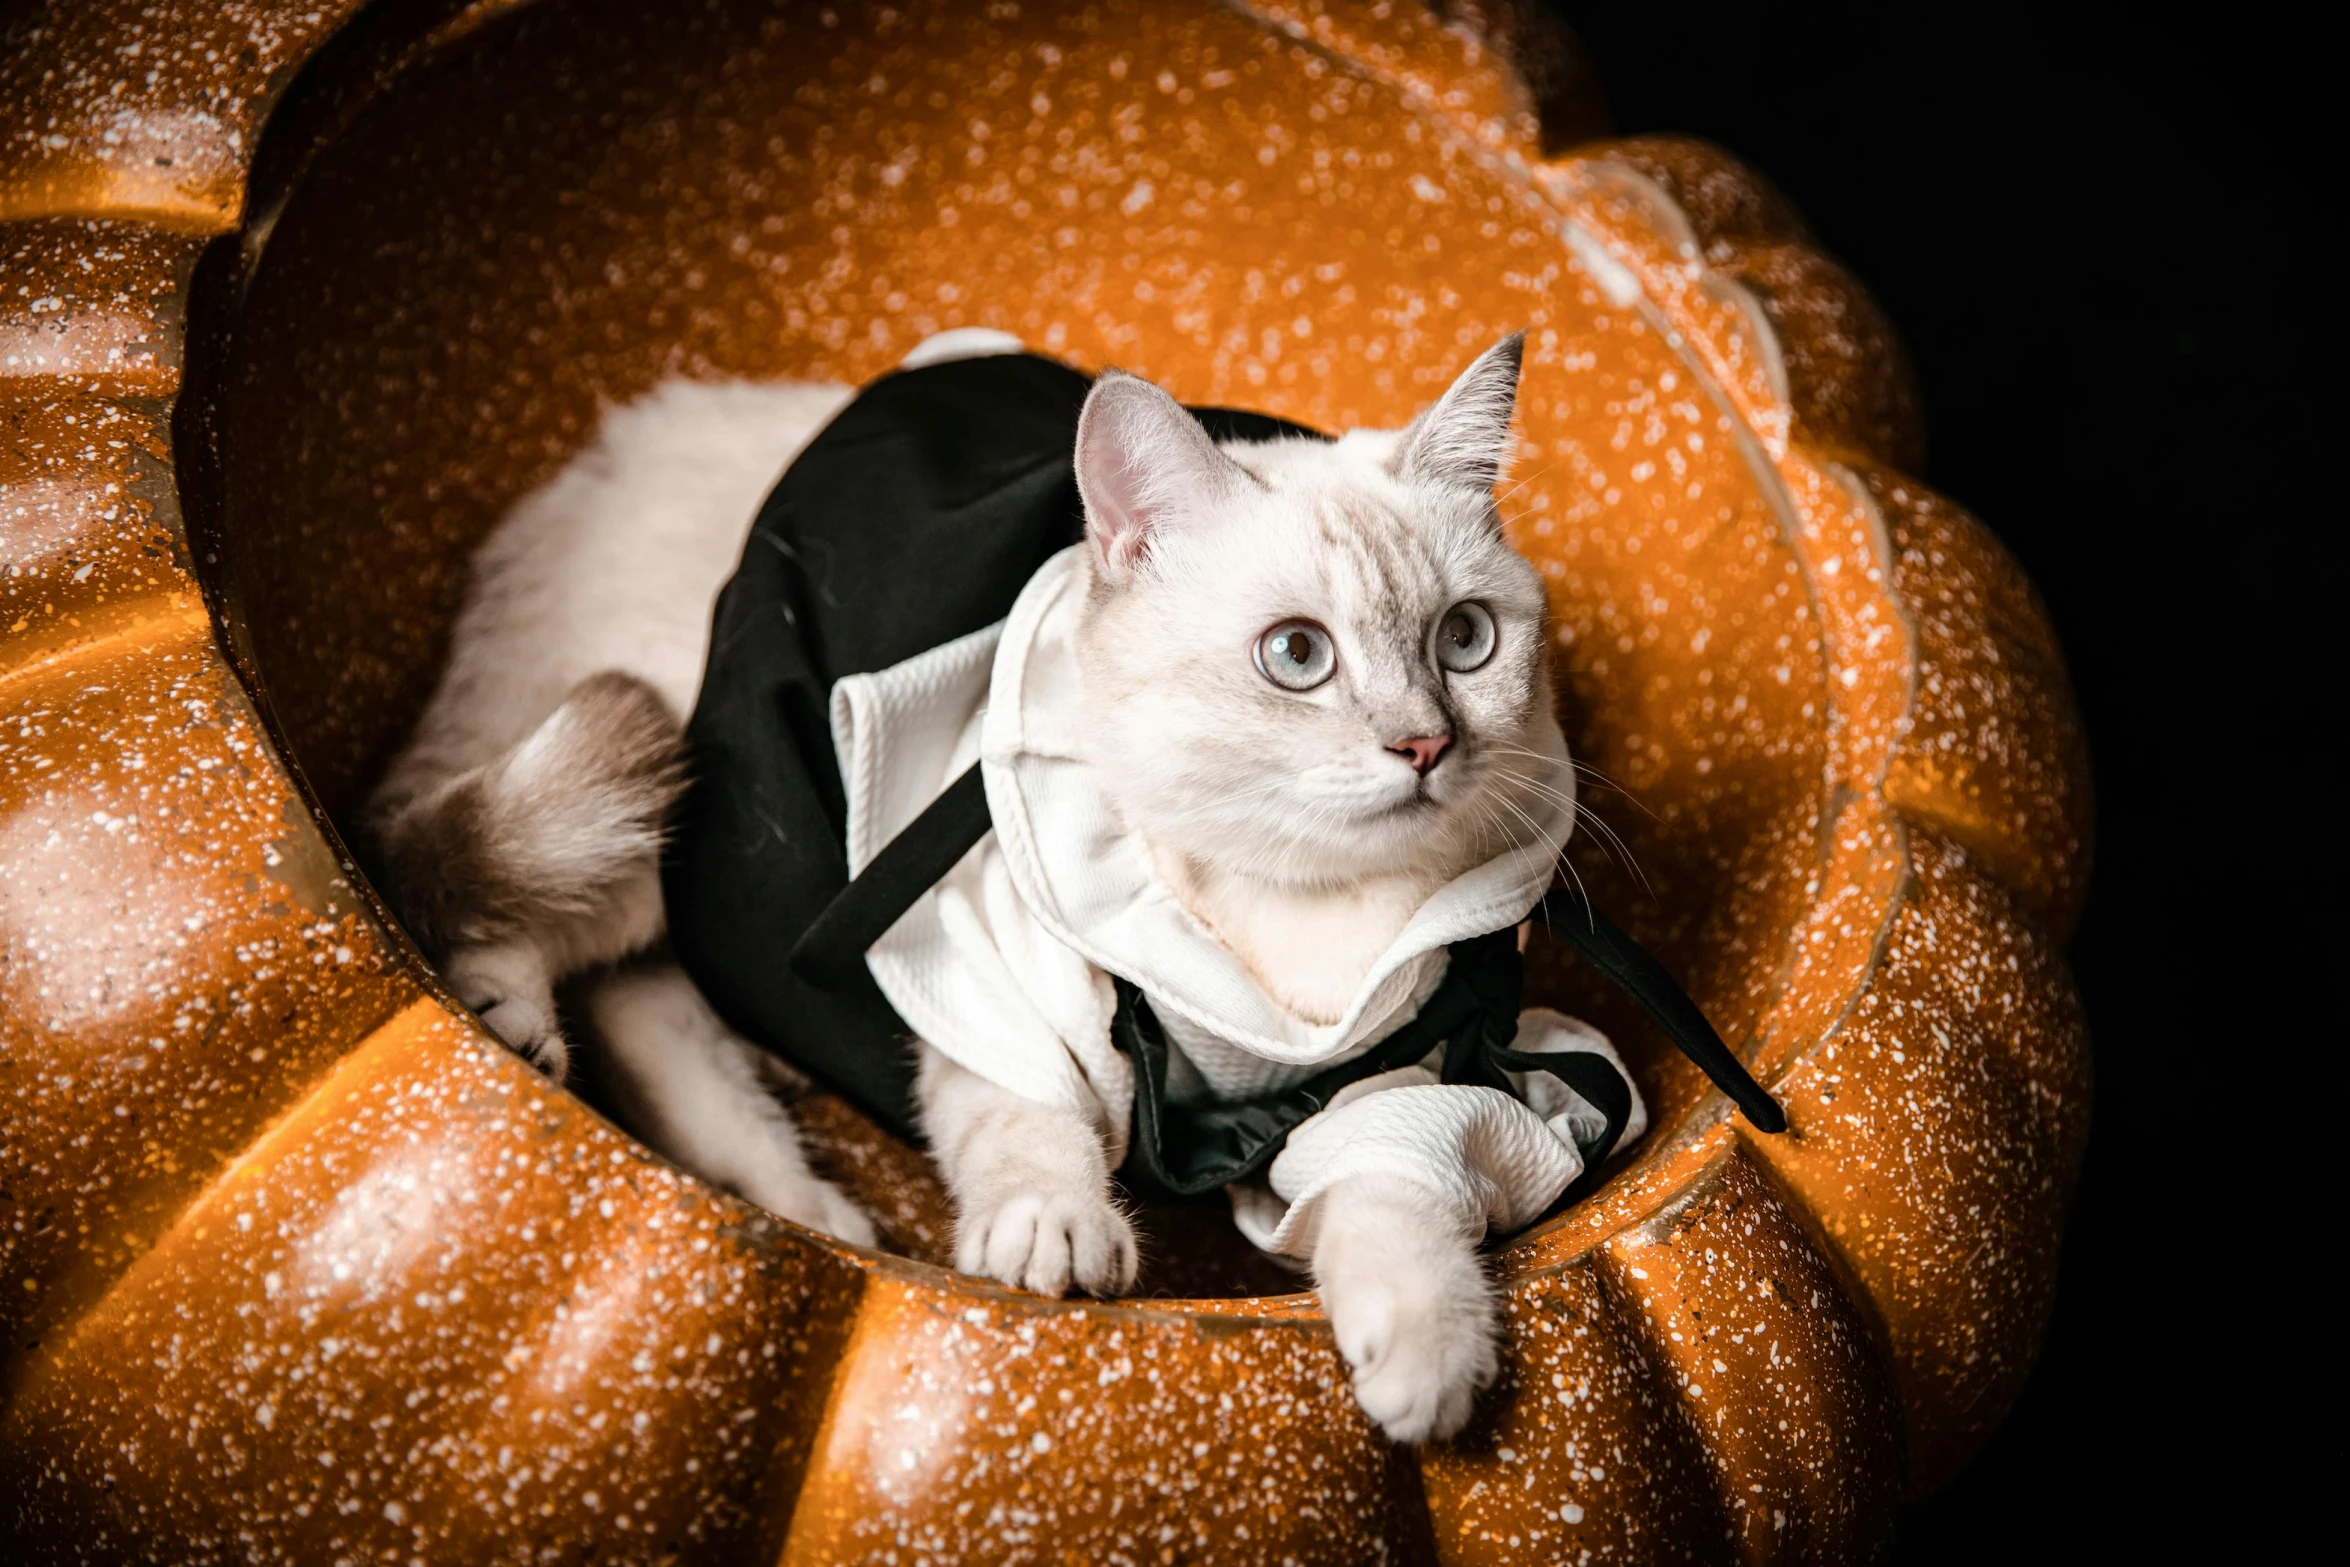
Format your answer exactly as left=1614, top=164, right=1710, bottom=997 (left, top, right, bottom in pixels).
left=1434, top=601, right=1497, bottom=672
left=1254, top=619, right=1336, bottom=691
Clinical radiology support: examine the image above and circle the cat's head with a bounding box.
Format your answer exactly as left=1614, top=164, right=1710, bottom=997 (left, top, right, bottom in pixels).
left=1070, top=334, right=1572, bottom=890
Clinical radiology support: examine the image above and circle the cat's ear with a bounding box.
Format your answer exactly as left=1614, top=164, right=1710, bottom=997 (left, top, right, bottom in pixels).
left=1075, top=371, right=1247, bottom=581
left=1393, top=331, right=1524, bottom=495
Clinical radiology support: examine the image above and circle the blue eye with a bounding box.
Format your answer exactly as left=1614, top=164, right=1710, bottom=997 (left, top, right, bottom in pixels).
left=1435, top=602, right=1496, bottom=672
left=1254, top=620, right=1336, bottom=690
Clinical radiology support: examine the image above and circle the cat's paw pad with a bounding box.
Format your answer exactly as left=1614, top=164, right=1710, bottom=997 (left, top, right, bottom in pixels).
left=958, top=1189, right=1138, bottom=1298
left=1326, top=1259, right=1499, bottom=1444
left=446, top=945, right=568, bottom=1082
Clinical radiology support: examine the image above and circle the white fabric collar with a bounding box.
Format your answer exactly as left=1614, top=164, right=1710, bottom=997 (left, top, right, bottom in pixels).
left=979, top=547, right=1573, bottom=1069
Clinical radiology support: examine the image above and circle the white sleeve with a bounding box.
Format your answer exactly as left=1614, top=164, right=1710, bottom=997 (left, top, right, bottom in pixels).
left=1231, top=1071, right=1581, bottom=1259
left=1226, top=1009, right=1647, bottom=1260
left=975, top=841, right=1132, bottom=1159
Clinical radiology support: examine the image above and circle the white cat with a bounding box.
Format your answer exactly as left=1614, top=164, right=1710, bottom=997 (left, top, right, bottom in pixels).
left=367, top=330, right=1632, bottom=1443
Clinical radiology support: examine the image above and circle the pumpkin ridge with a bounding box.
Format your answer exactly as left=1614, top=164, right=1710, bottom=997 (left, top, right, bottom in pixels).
left=0, top=995, right=438, bottom=1414
left=0, top=600, right=208, bottom=704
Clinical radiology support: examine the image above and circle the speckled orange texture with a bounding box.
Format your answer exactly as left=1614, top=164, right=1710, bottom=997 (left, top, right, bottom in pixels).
left=1745, top=831, right=2091, bottom=1489
left=2, top=1, right=2093, bottom=1560
left=1869, top=470, right=2093, bottom=934
left=0, top=0, right=375, bottom=230
left=781, top=1279, right=1432, bottom=1566
left=1598, top=1144, right=1900, bottom=1559
left=1592, top=136, right=1924, bottom=474
left=3, top=1005, right=865, bottom=1564
left=1420, top=1255, right=1725, bottom=1559
left=1238, top=0, right=1566, bottom=162
left=0, top=630, right=407, bottom=1388
left=0, top=221, right=196, bottom=397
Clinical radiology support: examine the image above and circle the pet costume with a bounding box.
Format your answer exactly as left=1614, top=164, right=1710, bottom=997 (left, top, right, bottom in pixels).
left=665, top=353, right=1783, bottom=1255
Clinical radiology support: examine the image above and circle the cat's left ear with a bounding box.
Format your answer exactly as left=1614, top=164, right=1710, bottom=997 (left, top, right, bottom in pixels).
left=1075, top=370, right=1250, bottom=582
left=1392, top=331, right=1524, bottom=495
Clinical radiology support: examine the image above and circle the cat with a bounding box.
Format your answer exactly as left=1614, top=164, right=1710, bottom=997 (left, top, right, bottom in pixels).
left=367, top=328, right=1611, bottom=1442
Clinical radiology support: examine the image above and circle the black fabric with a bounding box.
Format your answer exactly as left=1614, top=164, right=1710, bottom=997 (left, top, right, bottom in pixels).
left=1116, top=926, right=1638, bottom=1202
left=1113, top=936, right=1517, bottom=1200
left=1531, top=887, right=1788, bottom=1134
left=665, top=353, right=1318, bottom=1139
left=788, top=763, right=992, bottom=993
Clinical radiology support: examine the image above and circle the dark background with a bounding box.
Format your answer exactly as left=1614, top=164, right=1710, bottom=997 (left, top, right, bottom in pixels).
left=1557, top=1, right=2325, bottom=1554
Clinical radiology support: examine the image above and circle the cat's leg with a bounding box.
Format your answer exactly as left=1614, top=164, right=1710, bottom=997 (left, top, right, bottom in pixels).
left=916, top=1043, right=1137, bottom=1297
left=585, top=963, right=875, bottom=1246
left=1311, top=1173, right=1501, bottom=1443
left=439, top=860, right=665, bottom=1085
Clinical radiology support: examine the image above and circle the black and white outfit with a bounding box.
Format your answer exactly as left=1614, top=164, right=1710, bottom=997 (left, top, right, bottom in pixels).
left=667, top=354, right=1777, bottom=1259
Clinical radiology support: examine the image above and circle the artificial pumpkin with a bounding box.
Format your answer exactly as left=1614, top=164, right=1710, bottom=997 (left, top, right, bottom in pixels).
left=0, top=1, right=2091, bottom=1561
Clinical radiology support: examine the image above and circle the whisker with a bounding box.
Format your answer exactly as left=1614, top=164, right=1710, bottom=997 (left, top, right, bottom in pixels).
left=1494, top=458, right=1561, bottom=506
left=1573, top=804, right=1657, bottom=904
left=1481, top=742, right=1659, bottom=823
left=1486, top=787, right=1571, bottom=873
left=1488, top=783, right=1592, bottom=913
left=1483, top=762, right=1657, bottom=905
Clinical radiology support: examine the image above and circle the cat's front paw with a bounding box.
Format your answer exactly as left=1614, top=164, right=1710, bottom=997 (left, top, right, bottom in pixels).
left=1327, top=1262, right=1498, bottom=1443
left=1314, top=1179, right=1500, bottom=1443
left=956, top=1188, right=1138, bottom=1298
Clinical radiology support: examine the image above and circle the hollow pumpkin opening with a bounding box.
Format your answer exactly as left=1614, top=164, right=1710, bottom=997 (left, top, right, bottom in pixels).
left=199, top=0, right=1799, bottom=1304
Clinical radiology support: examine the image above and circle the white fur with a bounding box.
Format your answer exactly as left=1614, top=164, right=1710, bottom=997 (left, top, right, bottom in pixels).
left=1149, top=847, right=1434, bottom=1026
left=918, top=1047, right=1137, bottom=1297
left=589, top=965, right=874, bottom=1246
left=443, top=938, right=569, bottom=1079
left=381, top=377, right=854, bottom=782
left=1070, top=340, right=1565, bottom=908
left=1313, top=1173, right=1501, bottom=1442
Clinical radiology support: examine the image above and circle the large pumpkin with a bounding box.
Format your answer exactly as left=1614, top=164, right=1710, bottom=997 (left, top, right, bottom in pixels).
left=0, top=1, right=2091, bottom=1561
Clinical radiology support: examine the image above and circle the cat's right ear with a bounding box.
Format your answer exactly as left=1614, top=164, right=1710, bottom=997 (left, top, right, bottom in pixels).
left=1075, top=371, right=1245, bottom=582
left=1392, top=331, right=1525, bottom=495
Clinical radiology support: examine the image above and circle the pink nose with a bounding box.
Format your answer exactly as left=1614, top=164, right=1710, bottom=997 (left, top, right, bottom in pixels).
left=1388, top=734, right=1453, bottom=776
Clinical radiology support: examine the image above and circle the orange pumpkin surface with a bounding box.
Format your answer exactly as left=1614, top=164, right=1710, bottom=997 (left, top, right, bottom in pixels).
left=0, top=2, right=2091, bottom=1562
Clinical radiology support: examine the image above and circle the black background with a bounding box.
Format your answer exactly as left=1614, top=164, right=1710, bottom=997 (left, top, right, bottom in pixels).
left=1558, top=2, right=2325, bottom=1554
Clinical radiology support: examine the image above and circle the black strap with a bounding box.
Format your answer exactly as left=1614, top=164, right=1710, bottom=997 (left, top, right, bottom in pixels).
left=1532, top=887, right=1787, bottom=1134
left=788, top=763, right=992, bottom=990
